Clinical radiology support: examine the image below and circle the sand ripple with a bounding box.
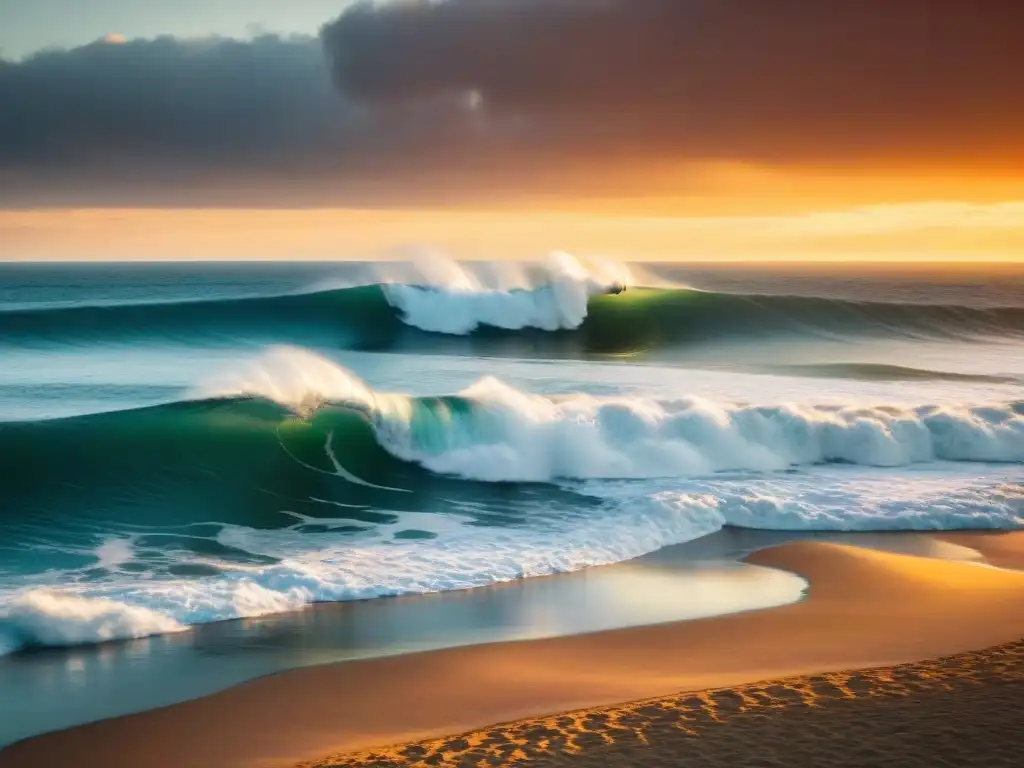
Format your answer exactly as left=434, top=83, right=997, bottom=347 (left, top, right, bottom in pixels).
left=321, top=640, right=1024, bottom=768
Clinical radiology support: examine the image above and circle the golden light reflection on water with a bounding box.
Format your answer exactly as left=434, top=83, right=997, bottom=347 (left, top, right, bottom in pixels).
left=0, top=555, right=806, bottom=747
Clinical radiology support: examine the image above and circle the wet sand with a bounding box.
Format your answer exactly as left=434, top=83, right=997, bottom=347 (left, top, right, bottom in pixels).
left=0, top=541, right=807, bottom=748
left=1, top=531, right=1021, bottom=768
left=939, top=530, right=1024, bottom=570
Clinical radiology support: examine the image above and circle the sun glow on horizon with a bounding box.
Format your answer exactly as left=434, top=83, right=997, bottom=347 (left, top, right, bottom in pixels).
left=2, top=197, right=1024, bottom=263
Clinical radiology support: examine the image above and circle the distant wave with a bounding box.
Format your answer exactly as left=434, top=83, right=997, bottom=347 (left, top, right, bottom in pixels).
left=1, top=254, right=1022, bottom=355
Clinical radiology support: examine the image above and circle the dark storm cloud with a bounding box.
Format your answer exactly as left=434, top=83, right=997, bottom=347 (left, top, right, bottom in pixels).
left=322, top=0, right=1024, bottom=162
left=2, top=2, right=1023, bottom=206
left=0, top=35, right=358, bottom=169
left=0, top=33, right=500, bottom=204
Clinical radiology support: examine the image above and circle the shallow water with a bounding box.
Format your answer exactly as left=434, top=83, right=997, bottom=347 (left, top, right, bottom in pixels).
left=0, top=538, right=808, bottom=746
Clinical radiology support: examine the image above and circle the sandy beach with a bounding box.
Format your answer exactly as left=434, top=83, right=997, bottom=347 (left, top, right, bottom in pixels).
left=1, top=531, right=1022, bottom=768
left=323, top=640, right=1024, bottom=768
left=4, top=4, right=1024, bottom=765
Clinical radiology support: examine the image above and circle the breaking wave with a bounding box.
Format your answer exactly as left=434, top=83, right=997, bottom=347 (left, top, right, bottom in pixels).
left=1, top=348, right=1021, bottom=655
left=2, top=253, right=1022, bottom=355
left=3, top=346, right=1022, bottom=496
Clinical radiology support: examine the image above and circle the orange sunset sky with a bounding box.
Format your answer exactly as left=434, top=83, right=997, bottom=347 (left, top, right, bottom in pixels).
left=1, top=2, right=1023, bottom=261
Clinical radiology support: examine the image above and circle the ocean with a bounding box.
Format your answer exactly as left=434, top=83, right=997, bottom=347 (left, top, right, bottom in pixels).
left=0, top=255, right=1022, bottom=667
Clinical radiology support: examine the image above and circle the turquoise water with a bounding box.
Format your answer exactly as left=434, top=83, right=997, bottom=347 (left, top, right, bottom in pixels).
left=0, top=257, right=1021, bottom=659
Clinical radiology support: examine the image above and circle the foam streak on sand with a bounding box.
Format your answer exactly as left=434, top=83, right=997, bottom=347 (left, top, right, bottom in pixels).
left=3, top=533, right=1023, bottom=768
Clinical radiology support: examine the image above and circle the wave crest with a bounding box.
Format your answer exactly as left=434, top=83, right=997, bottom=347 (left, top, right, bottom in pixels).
left=196, top=348, right=1024, bottom=482
left=195, top=345, right=378, bottom=415
left=376, top=380, right=1024, bottom=482
left=2, top=255, right=1023, bottom=352
left=1, top=592, right=184, bottom=652
left=2, top=349, right=1021, bottom=656
left=382, top=252, right=632, bottom=334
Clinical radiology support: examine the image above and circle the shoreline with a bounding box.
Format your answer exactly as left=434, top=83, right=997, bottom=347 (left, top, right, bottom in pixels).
left=0, top=527, right=976, bottom=747
left=1, top=531, right=1022, bottom=768
left=0, top=529, right=809, bottom=748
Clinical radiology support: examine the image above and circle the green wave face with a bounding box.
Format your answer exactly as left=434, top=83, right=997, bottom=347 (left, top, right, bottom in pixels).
left=581, top=289, right=1024, bottom=353
left=2, top=284, right=1022, bottom=358
left=0, top=285, right=406, bottom=349
left=0, top=398, right=596, bottom=578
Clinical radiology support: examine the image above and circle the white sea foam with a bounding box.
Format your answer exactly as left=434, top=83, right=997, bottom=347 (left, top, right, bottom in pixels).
left=0, top=592, right=184, bottom=651
left=1, top=465, right=1018, bottom=656
left=381, top=252, right=633, bottom=334
left=194, top=345, right=379, bottom=414
left=290, top=249, right=646, bottom=334
left=374, top=377, right=1024, bottom=482
left=593, top=469, right=1024, bottom=535
left=6, top=351, right=1020, bottom=656
left=0, top=493, right=719, bottom=654
left=94, top=538, right=135, bottom=570
left=200, top=348, right=1024, bottom=481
